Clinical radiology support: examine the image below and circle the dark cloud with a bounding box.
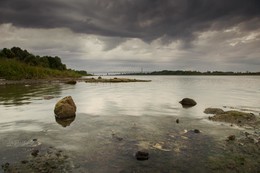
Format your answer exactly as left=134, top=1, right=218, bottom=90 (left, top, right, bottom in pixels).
left=1, top=0, right=259, bottom=42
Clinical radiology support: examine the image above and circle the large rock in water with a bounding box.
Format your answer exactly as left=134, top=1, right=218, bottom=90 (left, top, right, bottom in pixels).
left=208, top=111, right=256, bottom=125
left=54, top=96, right=76, bottom=118
left=179, top=98, right=197, bottom=107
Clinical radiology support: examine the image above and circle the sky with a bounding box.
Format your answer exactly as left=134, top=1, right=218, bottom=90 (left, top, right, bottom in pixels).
left=0, top=0, right=260, bottom=73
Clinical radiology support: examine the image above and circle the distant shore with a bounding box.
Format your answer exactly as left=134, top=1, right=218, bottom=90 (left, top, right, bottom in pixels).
left=0, top=77, right=151, bottom=85
left=121, top=70, right=260, bottom=76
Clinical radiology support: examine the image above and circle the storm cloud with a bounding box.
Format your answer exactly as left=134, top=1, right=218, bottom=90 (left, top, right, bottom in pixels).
left=0, top=0, right=259, bottom=72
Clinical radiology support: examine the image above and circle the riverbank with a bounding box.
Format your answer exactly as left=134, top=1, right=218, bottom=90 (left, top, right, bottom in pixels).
left=0, top=78, right=83, bottom=85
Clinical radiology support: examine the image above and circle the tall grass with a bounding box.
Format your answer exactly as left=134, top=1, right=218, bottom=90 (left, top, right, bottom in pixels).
left=0, top=59, right=81, bottom=80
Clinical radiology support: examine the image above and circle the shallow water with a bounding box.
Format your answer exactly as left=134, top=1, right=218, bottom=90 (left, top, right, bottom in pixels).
left=0, top=76, right=260, bottom=172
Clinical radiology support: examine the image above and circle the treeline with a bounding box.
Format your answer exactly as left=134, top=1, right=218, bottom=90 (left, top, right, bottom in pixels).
left=125, top=70, right=260, bottom=75
left=0, top=47, right=88, bottom=76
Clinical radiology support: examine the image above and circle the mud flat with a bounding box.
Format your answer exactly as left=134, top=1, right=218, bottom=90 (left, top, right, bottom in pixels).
left=85, top=77, right=151, bottom=83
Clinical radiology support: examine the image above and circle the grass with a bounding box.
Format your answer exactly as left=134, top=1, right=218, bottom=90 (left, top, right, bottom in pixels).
left=0, top=59, right=81, bottom=80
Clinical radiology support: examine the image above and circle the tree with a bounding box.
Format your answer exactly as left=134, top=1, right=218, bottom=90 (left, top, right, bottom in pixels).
left=2, top=48, right=15, bottom=58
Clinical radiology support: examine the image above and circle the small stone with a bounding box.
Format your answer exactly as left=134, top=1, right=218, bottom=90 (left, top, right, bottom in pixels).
left=65, top=80, right=77, bottom=85
left=31, top=149, right=39, bottom=157
left=21, top=160, right=28, bottom=164
left=176, top=119, right=179, bottom=123
left=179, top=98, right=197, bottom=107
left=135, top=151, right=149, bottom=161
left=227, top=135, right=236, bottom=141
left=194, top=129, right=200, bottom=133
left=116, top=137, right=123, bottom=141
left=33, top=138, right=37, bottom=142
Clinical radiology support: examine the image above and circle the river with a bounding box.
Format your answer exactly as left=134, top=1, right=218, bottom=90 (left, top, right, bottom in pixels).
left=0, top=76, right=259, bottom=172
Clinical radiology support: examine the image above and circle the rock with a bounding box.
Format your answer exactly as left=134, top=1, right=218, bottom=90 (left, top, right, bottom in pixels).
left=54, top=96, right=76, bottom=119
left=179, top=98, right=197, bottom=107
left=31, top=149, right=39, bottom=157
left=176, top=119, right=179, bottom=123
left=135, top=151, right=149, bottom=161
left=32, top=139, right=37, bottom=142
left=21, top=160, right=28, bottom=164
left=227, top=135, right=236, bottom=141
left=65, top=80, right=77, bottom=85
left=98, top=76, right=102, bottom=79
left=204, top=108, right=224, bottom=114
left=194, top=129, right=200, bottom=133
left=208, top=111, right=256, bottom=125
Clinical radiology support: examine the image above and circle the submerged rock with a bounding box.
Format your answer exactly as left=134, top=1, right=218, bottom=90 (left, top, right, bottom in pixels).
left=227, top=135, right=236, bottom=141
left=208, top=111, right=256, bottom=125
left=54, top=96, right=76, bottom=119
left=43, top=96, right=55, bottom=100
left=176, top=119, right=179, bottom=124
left=194, top=129, right=200, bottom=133
left=204, top=108, right=224, bottom=114
left=135, top=151, right=149, bottom=161
left=179, top=98, right=197, bottom=107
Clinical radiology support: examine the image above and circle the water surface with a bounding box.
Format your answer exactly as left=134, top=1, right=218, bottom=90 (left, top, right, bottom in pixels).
left=0, top=76, right=259, bottom=172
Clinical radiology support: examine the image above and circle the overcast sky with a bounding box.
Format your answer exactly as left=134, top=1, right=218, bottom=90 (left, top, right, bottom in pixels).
left=0, top=0, right=259, bottom=73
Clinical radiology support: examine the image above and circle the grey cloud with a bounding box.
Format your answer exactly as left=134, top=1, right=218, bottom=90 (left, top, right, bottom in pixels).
left=1, top=0, right=260, bottom=43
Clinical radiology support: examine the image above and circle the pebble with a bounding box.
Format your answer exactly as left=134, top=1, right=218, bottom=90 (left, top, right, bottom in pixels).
left=227, top=135, right=236, bottom=141
left=194, top=129, right=200, bottom=133
left=135, top=151, right=149, bottom=161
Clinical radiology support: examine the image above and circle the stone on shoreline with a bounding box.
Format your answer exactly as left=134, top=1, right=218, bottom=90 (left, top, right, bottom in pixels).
left=179, top=98, right=197, bottom=107
left=54, top=96, right=76, bottom=119
left=65, top=80, right=77, bottom=85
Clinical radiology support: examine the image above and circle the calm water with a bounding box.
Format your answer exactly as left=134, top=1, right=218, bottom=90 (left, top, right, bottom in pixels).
left=0, top=76, right=259, bottom=172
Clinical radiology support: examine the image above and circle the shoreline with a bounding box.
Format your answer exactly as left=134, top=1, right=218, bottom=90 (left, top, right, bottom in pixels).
left=0, top=78, right=84, bottom=85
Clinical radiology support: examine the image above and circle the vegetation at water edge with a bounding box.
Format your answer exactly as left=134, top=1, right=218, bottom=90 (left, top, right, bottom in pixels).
left=0, top=47, right=90, bottom=80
